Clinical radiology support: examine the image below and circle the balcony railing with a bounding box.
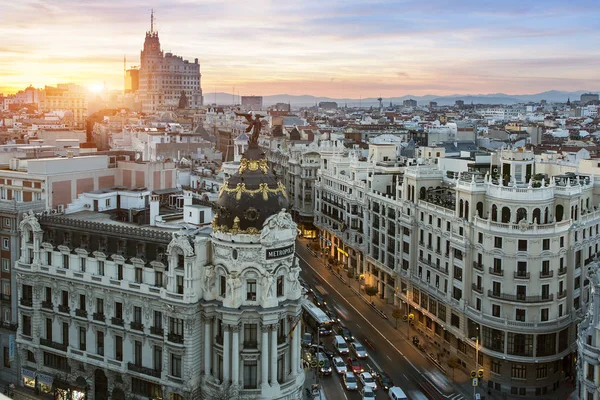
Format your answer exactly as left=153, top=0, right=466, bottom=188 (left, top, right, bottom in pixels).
left=540, top=270, right=554, bottom=278
left=93, top=313, right=105, bottom=322
left=514, top=271, right=530, bottom=279
left=472, top=284, right=483, bottom=294
left=557, top=290, right=567, bottom=299
left=130, top=321, right=144, bottom=331
left=488, top=290, right=553, bottom=303
left=41, top=301, right=53, bottom=310
left=168, top=333, right=184, bottom=344
left=58, top=305, right=70, bottom=314
left=75, top=309, right=88, bottom=318
left=20, top=298, right=33, bottom=307
left=150, top=326, right=164, bottom=336
left=558, top=268, right=567, bottom=276
left=489, top=267, right=504, bottom=277
left=40, top=338, right=68, bottom=352
left=127, top=362, right=161, bottom=378
left=111, top=317, right=124, bottom=326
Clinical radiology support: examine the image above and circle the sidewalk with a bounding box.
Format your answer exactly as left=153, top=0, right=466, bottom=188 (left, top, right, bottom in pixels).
left=302, top=367, right=327, bottom=400
left=0, top=380, right=45, bottom=400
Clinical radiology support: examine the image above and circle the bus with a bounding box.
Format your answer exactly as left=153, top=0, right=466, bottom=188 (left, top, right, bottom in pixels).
left=302, top=299, right=333, bottom=336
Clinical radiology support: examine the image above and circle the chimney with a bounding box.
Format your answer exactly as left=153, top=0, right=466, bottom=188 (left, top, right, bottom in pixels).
left=150, top=195, right=160, bottom=226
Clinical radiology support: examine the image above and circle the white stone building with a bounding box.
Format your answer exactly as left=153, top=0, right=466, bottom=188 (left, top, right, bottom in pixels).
left=577, top=262, right=600, bottom=400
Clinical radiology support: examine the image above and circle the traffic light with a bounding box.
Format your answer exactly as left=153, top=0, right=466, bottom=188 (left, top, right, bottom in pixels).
left=478, top=368, right=484, bottom=378
left=470, top=370, right=477, bottom=379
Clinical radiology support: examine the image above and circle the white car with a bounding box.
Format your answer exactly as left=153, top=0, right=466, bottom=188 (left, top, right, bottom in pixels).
left=343, top=372, right=358, bottom=391
left=351, top=340, right=368, bottom=358
left=358, top=372, right=378, bottom=391
left=333, top=356, right=347, bottom=374
left=361, top=386, right=376, bottom=400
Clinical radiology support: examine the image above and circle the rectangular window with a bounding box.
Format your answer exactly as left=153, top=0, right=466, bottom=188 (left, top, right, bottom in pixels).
left=115, top=335, right=123, bottom=361
left=62, top=254, right=69, bottom=269
left=247, top=279, right=257, bottom=300
left=1, top=238, right=8, bottom=250
left=170, top=317, right=184, bottom=336
left=170, top=353, right=182, bottom=377
left=61, top=290, right=68, bottom=307
left=135, top=268, right=143, bottom=284
left=3, top=347, right=9, bottom=368
left=46, top=318, right=53, bottom=340
left=96, top=298, right=104, bottom=315
left=154, top=311, right=162, bottom=329
left=515, top=309, right=525, bottom=322
left=491, top=360, right=501, bottom=374
left=492, top=304, right=501, bottom=317
left=22, top=315, right=32, bottom=336
left=79, top=327, right=86, bottom=351
left=542, top=239, right=550, bottom=251
left=153, top=346, right=162, bottom=371
left=62, top=322, right=69, bottom=346
left=98, top=261, right=104, bottom=276
left=276, top=276, right=284, bottom=297
left=243, top=361, right=258, bottom=389
left=80, top=258, right=86, bottom=272
left=453, top=266, right=463, bottom=281
left=518, top=240, right=528, bottom=251
left=220, top=276, right=226, bottom=297
left=478, top=232, right=483, bottom=244
left=176, top=275, right=184, bottom=294
left=155, top=271, right=163, bottom=287
left=134, top=306, right=142, bottom=324
left=47, top=252, right=52, bottom=266
left=244, top=324, right=258, bottom=347
left=134, top=341, right=142, bottom=366
left=494, top=237, right=502, bottom=249
left=511, top=364, right=526, bottom=379
left=541, top=308, right=549, bottom=322
left=1, top=259, right=9, bottom=272
left=115, top=302, right=123, bottom=319
left=117, top=264, right=123, bottom=280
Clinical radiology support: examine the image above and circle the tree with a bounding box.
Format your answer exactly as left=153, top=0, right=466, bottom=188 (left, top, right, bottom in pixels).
left=346, top=269, right=355, bottom=280
left=447, top=357, right=460, bottom=381
left=364, top=285, right=378, bottom=302
left=392, top=308, right=403, bottom=329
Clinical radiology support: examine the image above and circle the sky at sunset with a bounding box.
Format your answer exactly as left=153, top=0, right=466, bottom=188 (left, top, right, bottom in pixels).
left=1, top=0, right=599, bottom=97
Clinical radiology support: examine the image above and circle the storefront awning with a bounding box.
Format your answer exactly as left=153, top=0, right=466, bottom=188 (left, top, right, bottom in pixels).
left=337, top=248, right=349, bottom=257
left=21, top=368, right=36, bottom=380
left=37, top=373, right=54, bottom=386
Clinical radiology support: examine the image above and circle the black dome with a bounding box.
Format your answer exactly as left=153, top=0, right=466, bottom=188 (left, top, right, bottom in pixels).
left=213, top=147, right=288, bottom=234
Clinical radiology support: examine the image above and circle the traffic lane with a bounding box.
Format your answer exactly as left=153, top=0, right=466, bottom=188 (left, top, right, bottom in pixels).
left=297, top=249, right=447, bottom=400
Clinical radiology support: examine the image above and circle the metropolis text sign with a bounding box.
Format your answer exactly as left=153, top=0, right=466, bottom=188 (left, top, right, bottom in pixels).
left=266, top=244, right=294, bottom=260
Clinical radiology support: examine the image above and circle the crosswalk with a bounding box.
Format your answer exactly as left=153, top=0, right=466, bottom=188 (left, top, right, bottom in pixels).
left=445, top=393, right=465, bottom=400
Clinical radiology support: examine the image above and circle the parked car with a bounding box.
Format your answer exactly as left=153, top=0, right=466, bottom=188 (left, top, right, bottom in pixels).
left=346, top=357, right=364, bottom=374
left=302, top=332, right=312, bottom=347
left=316, top=352, right=332, bottom=375
left=351, top=340, right=369, bottom=358
left=338, top=326, right=355, bottom=342
left=332, top=356, right=347, bottom=374
left=375, top=371, right=394, bottom=391
left=361, top=386, right=376, bottom=400
left=343, top=372, right=358, bottom=391
left=358, top=372, right=378, bottom=391
left=308, top=344, right=335, bottom=359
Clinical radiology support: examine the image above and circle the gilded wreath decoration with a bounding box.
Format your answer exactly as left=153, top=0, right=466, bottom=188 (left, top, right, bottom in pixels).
left=218, top=182, right=288, bottom=201
left=238, top=158, right=269, bottom=174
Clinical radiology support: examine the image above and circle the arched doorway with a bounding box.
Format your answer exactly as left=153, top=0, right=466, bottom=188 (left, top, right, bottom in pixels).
left=94, top=370, right=108, bottom=400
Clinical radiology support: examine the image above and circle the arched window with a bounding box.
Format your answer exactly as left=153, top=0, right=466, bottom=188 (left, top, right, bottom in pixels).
left=556, top=205, right=564, bottom=222
left=516, top=208, right=527, bottom=223
left=574, top=205, right=579, bottom=221
left=532, top=208, right=541, bottom=224
left=544, top=207, right=549, bottom=224
left=459, top=199, right=464, bottom=218
left=476, top=202, right=484, bottom=218
left=501, top=207, right=511, bottom=223
left=420, top=187, right=426, bottom=200
left=492, top=204, right=498, bottom=222
left=464, top=201, right=469, bottom=220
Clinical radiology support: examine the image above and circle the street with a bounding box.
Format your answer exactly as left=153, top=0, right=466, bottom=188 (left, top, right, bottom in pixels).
left=297, top=240, right=467, bottom=400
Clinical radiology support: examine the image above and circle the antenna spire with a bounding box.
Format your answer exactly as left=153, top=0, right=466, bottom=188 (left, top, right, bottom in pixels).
left=151, top=9, right=154, bottom=33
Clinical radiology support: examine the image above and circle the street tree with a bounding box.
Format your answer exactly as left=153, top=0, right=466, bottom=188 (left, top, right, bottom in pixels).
left=447, top=357, right=460, bottom=381
left=364, top=285, right=378, bottom=302
left=392, top=308, right=403, bottom=329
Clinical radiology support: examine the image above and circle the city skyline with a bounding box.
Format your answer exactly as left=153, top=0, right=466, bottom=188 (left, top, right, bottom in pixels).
left=1, top=0, right=599, bottom=97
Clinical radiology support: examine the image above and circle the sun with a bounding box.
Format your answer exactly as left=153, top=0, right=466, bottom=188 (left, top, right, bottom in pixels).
left=89, top=83, right=104, bottom=93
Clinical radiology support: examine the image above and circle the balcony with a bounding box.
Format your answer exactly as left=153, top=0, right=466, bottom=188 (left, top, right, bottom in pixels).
left=40, top=338, right=68, bottom=352
left=150, top=326, right=164, bottom=336
left=41, top=301, right=53, bottom=310
left=130, top=321, right=144, bottom=331
left=111, top=317, right=124, bottom=326
left=127, top=362, right=161, bottom=378
left=514, top=271, right=530, bottom=279
left=473, top=262, right=483, bottom=272
left=20, top=298, right=33, bottom=307
left=93, top=313, right=105, bottom=322
left=488, top=290, right=553, bottom=303
left=472, top=284, right=483, bottom=294
left=557, top=290, right=567, bottom=299
left=558, top=268, right=567, bottom=276
left=75, top=309, right=88, bottom=318
left=58, top=305, right=70, bottom=314
left=540, top=270, right=554, bottom=279
left=489, top=267, right=504, bottom=277
left=168, top=333, right=184, bottom=344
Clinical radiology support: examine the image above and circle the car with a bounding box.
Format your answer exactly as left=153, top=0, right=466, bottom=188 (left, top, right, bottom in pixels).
left=338, top=326, right=355, bottom=342
left=302, top=332, right=312, bottom=347
left=332, top=356, right=347, bottom=374
left=313, top=293, right=326, bottom=308
left=346, top=357, right=364, bottom=374
left=316, top=352, right=332, bottom=375
left=358, top=372, right=378, bottom=391
left=308, top=344, right=335, bottom=359
left=324, top=306, right=341, bottom=323
left=375, top=371, right=394, bottom=391
left=351, top=340, right=368, bottom=358
left=361, top=386, right=376, bottom=400
left=343, top=372, right=358, bottom=391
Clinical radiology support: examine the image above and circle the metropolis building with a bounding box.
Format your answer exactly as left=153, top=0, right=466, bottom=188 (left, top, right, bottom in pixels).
left=14, top=145, right=304, bottom=398
left=316, top=146, right=594, bottom=397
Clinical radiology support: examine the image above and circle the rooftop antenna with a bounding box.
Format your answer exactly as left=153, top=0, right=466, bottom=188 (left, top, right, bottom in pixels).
left=150, top=9, right=154, bottom=33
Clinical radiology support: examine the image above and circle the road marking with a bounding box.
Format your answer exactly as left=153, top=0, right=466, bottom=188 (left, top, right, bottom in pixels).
left=403, top=374, right=408, bottom=379
left=297, top=253, right=447, bottom=397
left=355, top=324, right=361, bottom=328
left=386, top=355, right=392, bottom=361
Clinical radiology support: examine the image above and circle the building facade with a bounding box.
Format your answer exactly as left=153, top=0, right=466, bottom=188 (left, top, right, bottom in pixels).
left=577, top=262, right=600, bottom=400
left=38, top=84, right=87, bottom=129
left=138, top=15, right=203, bottom=113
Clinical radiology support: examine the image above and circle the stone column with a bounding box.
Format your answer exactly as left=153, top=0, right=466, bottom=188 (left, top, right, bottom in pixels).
left=231, top=324, right=240, bottom=386
left=203, top=316, right=212, bottom=376
left=270, top=324, right=278, bottom=386
left=223, top=324, right=231, bottom=382
left=261, top=324, right=269, bottom=387
left=290, top=316, right=300, bottom=375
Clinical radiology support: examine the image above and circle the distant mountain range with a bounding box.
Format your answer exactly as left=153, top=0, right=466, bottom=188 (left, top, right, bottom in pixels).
left=204, top=90, right=598, bottom=107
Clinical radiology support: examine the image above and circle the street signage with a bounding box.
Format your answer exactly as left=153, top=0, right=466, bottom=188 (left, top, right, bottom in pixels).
left=472, top=378, right=478, bottom=386
left=266, top=244, right=294, bottom=260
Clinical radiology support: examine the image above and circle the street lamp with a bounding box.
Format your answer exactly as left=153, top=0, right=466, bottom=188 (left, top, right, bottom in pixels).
left=472, top=334, right=480, bottom=399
